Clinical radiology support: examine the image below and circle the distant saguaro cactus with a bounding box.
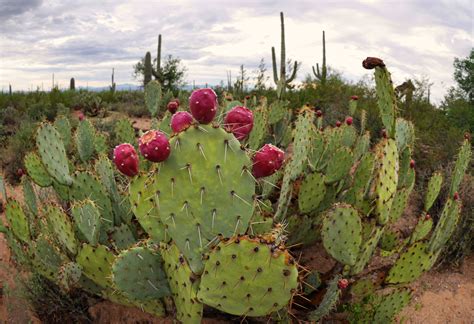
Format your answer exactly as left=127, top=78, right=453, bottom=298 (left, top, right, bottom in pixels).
left=70, top=78, right=75, bottom=91
left=312, top=31, right=327, bottom=85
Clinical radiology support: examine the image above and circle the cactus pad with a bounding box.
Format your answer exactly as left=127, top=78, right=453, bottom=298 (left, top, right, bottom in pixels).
left=386, top=242, right=435, bottom=284
left=31, top=235, right=68, bottom=280
left=22, top=177, right=38, bottom=216
left=75, top=119, right=96, bottom=163
left=324, top=147, right=353, bottom=184
left=410, top=215, right=433, bottom=244
left=390, top=188, right=410, bottom=222
left=308, top=275, right=341, bottom=321
left=197, top=236, right=298, bottom=317
left=449, top=139, right=471, bottom=196
left=424, top=171, right=443, bottom=211
left=109, top=224, right=136, bottom=250
left=145, top=80, right=162, bottom=117
left=24, top=152, right=53, bottom=187
left=45, top=204, right=78, bottom=255
left=298, top=172, right=327, bottom=213
left=76, top=244, right=115, bottom=288
left=115, top=118, right=136, bottom=146
left=161, top=243, right=203, bottom=323
left=322, top=204, right=362, bottom=266
left=395, top=118, right=415, bottom=152
left=58, top=262, right=82, bottom=291
left=288, top=108, right=315, bottom=180
left=268, top=100, right=287, bottom=125
left=71, top=200, right=101, bottom=245
left=371, top=139, right=398, bottom=224
left=248, top=105, right=269, bottom=150
left=373, top=288, right=411, bottom=323
left=374, top=67, right=396, bottom=137
left=112, top=246, right=170, bottom=300
left=5, top=200, right=29, bottom=243
left=36, top=122, right=72, bottom=186
left=148, top=125, right=255, bottom=273
left=54, top=115, right=72, bottom=150
left=351, top=226, right=384, bottom=275
left=428, top=198, right=461, bottom=253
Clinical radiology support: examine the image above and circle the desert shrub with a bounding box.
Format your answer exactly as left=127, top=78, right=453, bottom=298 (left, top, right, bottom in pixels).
left=114, top=102, right=149, bottom=117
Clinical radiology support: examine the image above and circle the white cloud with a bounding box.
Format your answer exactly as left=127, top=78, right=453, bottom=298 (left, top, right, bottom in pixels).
left=0, top=0, right=472, bottom=103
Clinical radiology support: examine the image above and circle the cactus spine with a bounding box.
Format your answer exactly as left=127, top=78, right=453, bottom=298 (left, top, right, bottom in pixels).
left=271, top=12, right=298, bottom=98
left=312, top=31, right=327, bottom=85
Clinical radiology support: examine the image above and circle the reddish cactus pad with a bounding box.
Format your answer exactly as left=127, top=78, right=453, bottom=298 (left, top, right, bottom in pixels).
left=252, top=144, right=285, bottom=178
left=167, top=101, right=179, bottom=114
left=113, top=143, right=139, bottom=177
left=138, top=130, right=171, bottom=162
left=189, top=88, right=218, bottom=124
left=224, top=106, right=254, bottom=140
left=171, top=111, right=194, bottom=133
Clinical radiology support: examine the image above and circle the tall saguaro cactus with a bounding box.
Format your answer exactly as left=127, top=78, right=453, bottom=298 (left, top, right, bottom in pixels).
left=271, top=12, right=298, bottom=98
left=70, top=78, right=75, bottom=91
left=144, top=34, right=163, bottom=86
left=312, top=31, right=327, bottom=85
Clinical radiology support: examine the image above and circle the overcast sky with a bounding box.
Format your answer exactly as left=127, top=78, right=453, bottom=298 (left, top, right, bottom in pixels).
left=0, top=0, right=472, bottom=103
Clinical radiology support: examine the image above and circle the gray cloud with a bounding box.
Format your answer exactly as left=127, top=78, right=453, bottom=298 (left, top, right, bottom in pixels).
left=0, top=0, right=42, bottom=19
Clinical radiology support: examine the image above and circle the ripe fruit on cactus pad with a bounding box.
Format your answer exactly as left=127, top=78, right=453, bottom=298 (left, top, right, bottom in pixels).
left=113, top=143, right=139, bottom=177
left=171, top=111, right=194, bottom=133
left=350, top=95, right=359, bottom=100
left=224, top=106, right=254, bottom=140
left=338, top=278, right=349, bottom=289
left=345, top=117, right=353, bottom=125
left=189, top=88, right=218, bottom=124
left=138, top=130, right=171, bottom=162
left=336, top=120, right=342, bottom=127
left=252, top=144, right=285, bottom=178
left=167, top=101, right=179, bottom=114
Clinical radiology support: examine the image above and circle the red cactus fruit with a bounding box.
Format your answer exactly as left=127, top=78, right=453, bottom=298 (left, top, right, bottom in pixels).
left=350, top=95, right=359, bottom=100
left=113, top=144, right=139, bottom=177
left=167, top=101, right=179, bottom=114
left=345, top=117, right=353, bottom=126
left=381, top=129, right=388, bottom=138
left=410, top=159, right=415, bottom=169
left=453, top=192, right=459, bottom=200
left=338, top=279, right=349, bottom=289
left=316, top=110, right=323, bottom=118
left=252, top=144, right=285, bottom=178
left=189, top=88, right=218, bottom=124
left=138, top=130, right=171, bottom=163
left=78, top=111, right=85, bottom=121
left=425, top=213, right=431, bottom=221
left=171, top=111, right=194, bottom=133
left=17, top=168, right=25, bottom=177
left=224, top=106, right=254, bottom=141
left=336, top=121, right=342, bottom=127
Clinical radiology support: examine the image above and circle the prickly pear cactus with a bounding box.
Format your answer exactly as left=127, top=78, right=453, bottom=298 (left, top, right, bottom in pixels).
left=197, top=236, right=298, bottom=316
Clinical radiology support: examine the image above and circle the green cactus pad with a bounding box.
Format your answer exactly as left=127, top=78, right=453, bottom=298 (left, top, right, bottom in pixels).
left=324, top=147, right=353, bottom=184
left=386, top=242, right=435, bottom=284
left=58, top=262, right=82, bottom=291
left=373, top=288, right=411, bottom=323
left=36, top=122, right=72, bottom=186
left=248, top=105, right=269, bottom=150
left=5, top=200, right=29, bottom=243
left=22, top=177, right=38, bottom=216
left=309, top=129, right=325, bottom=169
left=109, top=224, right=136, bottom=250
left=52, top=179, right=70, bottom=201
left=390, top=188, right=411, bottom=222
left=112, top=246, right=170, bottom=300
left=75, top=119, right=96, bottom=163
left=374, top=66, right=396, bottom=137
left=351, top=226, right=384, bottom=275
left=428, top=198, right=461, bottom=253
left=102, top=290, right=166, bottom=318
left=308, top=275, right=341, bottom=321
left=71, top=200, right=101, bottom=245
left=303, top=270, right=321, bottom=295
left=350, top=278, right=375, bottom=299
left=45, top=204, right=78, bottom=255
left=395, top=118, right=415, bottom=152
left=157, top=111, right=173, bottom=137
left=322, top=204, right=362, bottom=266
left=54, top=115, right=72, bottom=150
left=129, top=174, right=167, bottom=242
left=148, top=125, right=255, bottom=274
left=70, top=171, right=114, bottom=230
left=161, top=243, right=203, bottom=323
left=197, top=236, right=298, bottom=317
left=372, top=139, right=398, bottom=225
left=76, top=244, right=115, bottom=288
left=409, top=215, right=433, bottom=244
left=268, top=100, right=288, bottom=124
left=24, top=152, right=53, bottom=187
left=31, top=235, right=68, bottom=281
left=424, top=171, right=443, bottom=211
left=341, top=124, right=357, bottom=148
left=449, top=139, right=472, bottom=196
left=288, top=108, right=315, bottom=180
left=94, top=132, right=109, bottom=155
left=249, top=211, right=274, bottom=236
left=298, top=172, right=327, bottom=214
left=397, top=147, right=412, bottom=189
left=145, top=80, right=162, bottom=117
left=286, top=214, right=319, bottom=246
left=353, top=132, right=371, bottom=162
left=379, top=230, right=399, bottom=251
left=0, top=175, right=6, bottom=202
left=115, top=118, right=136, bottom=147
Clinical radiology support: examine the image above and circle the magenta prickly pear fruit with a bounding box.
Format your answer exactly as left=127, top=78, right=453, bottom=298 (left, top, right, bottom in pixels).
left=224, top=106, right=254, bottom=140
left=425, top=213, right=431, bottom=221
left=138, top=130, right=171, bottom=162
left=345, top=116, right=353, bottom=126
left=453, top=192, right=459, bottom=200
left=171, top=111, right=194, bottom=133
left=78, top=111, right=85, bottom=121
left=336, top=120, right=342, bottom=127
left=252, top=144, right=285, bottom=178
left=410, top=159, right=415, bottom=169
left=350, top=95, right=359, bottom=100
left=167, top=101, right=179, bottom=114
left=189, top=88, right=218, bottom=124
left=338, top=279, right=349, bottom=289
left=316, top=110, right=323, bottom=118
left=17, top=168, right=25, bottom=177
left=381, top=129, right=388, bottom=138
left=113, top=144, right=139, bottom=177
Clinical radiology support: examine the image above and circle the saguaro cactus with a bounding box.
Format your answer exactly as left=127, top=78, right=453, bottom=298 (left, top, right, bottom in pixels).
left=271, top=12, right=298, bottom=98
left=70, top=78, right=75, bottom=91
left=312, top=31, right=327, bottom=85
left=144, top=34, right=163, bottom=86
